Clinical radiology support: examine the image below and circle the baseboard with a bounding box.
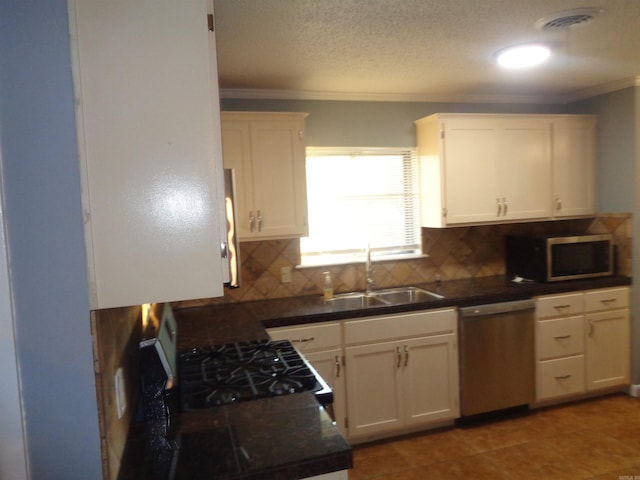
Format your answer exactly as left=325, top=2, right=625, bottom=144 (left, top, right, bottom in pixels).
left=628, top=384, right=640, bottom=397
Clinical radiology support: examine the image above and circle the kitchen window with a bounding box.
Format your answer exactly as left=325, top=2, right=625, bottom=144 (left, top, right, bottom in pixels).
left=300, top=147, right=421, bottom=266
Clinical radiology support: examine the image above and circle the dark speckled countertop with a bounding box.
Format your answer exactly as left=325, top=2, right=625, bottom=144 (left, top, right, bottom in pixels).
left=119, top=274, right=631, bottom=480
left=119, top=394, right=350, bottom=480
left=176, top=274, right=632, bottom=349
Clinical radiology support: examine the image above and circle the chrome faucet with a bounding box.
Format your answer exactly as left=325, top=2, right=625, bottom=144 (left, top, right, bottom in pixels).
left=365, top=244, right=374, bottom=294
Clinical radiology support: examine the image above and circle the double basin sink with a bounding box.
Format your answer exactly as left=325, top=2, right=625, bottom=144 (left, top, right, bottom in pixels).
left=325, top=286, right=445, bottom=310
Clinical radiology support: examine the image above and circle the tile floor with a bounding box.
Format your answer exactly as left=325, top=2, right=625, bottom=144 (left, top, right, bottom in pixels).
left=350, top=393, right=640, bottom=480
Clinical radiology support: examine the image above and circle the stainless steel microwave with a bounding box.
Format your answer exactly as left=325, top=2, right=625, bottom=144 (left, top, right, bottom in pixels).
left=505, top=234, right=613, bottom=282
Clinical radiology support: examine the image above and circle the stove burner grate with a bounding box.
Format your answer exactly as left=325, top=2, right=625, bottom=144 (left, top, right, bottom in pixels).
left=179, top=339, right=319, bottom=410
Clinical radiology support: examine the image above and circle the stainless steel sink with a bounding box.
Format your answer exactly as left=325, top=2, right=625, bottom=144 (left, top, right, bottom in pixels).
left=373, top=286, right=445, bottom=303
left=325, top=286, right=444, bottom=309
left=325, top=292, right=389, bottom=309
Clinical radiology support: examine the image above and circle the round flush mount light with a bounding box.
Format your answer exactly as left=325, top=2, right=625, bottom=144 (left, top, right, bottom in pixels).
left=494, top=44, right=551, bottom=69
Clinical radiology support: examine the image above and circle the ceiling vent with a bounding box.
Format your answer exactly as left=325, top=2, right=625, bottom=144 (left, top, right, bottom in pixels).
left=534, top=8, right=603, bottom=30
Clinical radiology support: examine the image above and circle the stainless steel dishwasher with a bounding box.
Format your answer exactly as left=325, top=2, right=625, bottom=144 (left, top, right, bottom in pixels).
left=458, top=299, right=535, bottom=417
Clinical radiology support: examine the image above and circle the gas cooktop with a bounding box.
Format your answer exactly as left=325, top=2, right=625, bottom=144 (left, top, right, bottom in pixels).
left=179, top=339, right=330, bottom=411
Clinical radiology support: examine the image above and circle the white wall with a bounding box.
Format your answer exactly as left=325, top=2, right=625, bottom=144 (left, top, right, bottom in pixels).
left=0, top=1, right=102, bottom=478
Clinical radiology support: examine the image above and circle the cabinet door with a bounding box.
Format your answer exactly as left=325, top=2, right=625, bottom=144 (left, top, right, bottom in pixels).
left=536, top=315, right=584, bottom=360
left=267, top=324, right=346, bottom=435
left=536, top=355, right=585, bottom=401
left=71, top=0, right=224, bottom=308
left=551, top=116, right=596, bottom=217
left=220, top=120, right=255, bottom=238
left=584, top=287, right=629, bottom=313
left=345, top=341, right=403, bottom=439
left=443, top=118, right=502, bottom=224
left=536, top=293, right=584, bottom=319
left=267, top=323, right=341, bottom=353
left=250, top=118, right=308, bottom=238
left=585, top=310, right=630, bottom=390
left=501, top=118, right=552, bottom=220
left=403, top=335, right=459, bottom=426
left=305, top=349, right=347, bottom=436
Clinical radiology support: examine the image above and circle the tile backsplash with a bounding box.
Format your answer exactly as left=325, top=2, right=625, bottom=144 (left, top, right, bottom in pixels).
left=175, top=214, right=631, bottom=309
left=92, top=304, right=144, bottom=480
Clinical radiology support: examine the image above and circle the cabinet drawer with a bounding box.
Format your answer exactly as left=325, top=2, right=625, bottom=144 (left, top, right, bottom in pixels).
left=536, top=293, right=583, bottom=319
left=584, top=287, right=629, bottom=312
left=267, top=322, right=341, bottom=352
left=536, top=355, right=585, bottom=401
left=536, top=316, right=584, bottom=360
left=344, top=308, right=456, bottom=345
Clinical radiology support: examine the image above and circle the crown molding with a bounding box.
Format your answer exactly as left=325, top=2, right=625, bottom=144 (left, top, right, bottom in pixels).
left=568, top=76, right=640, bottom=102
left=219, top=88, right=569, bottom=105
left=220, top=77, right=640, bottom=105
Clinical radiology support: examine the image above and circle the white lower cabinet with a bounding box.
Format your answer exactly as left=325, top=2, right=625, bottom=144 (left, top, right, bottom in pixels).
left=343, top=309, right=459, bottom=441
left=585, top=288, right=631, bottom=390
left=267, top=323, right=347, bottom=436
left=535, top=287, right=630, bottom=403
left=268, top=308, right=459, bottom=443
left=537, top=355, right=585, bottom=401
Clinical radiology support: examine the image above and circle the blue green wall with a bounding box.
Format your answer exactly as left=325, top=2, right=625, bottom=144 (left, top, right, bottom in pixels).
left=221, top=98, right=566, bottom=147
left=0, top=1, right=102, bottom=478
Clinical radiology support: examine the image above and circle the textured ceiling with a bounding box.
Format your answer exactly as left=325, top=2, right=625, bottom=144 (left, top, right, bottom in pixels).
left=213, top=0, right=640, bottom=103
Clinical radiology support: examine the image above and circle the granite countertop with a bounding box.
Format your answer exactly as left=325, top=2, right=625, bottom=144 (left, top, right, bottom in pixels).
left=176, top=274, right=632, bottom=349
left=119, top=394, right=351, bottom=480
left=120, top=274, right=631, bottom=480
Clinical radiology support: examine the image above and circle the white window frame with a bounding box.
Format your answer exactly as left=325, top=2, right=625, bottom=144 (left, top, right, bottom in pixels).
left=300, top=147, right=422, bottom=267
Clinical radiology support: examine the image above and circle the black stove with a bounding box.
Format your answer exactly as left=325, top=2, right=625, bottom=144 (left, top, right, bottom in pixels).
left=179, top=339, right=332, bottom=411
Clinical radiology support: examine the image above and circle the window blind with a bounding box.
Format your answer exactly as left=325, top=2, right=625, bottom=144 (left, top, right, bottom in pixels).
left=301, top=147, right=421, bottom=266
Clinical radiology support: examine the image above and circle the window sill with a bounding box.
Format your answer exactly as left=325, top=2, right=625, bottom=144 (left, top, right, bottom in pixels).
left=297, top=252, right=429, bottom=269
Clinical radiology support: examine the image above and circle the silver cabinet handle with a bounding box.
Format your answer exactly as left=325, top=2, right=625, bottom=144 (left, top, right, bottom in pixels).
left=335, top=355, right=341, bottom=378
left=588, top=319, right=595, bottom=338
left=554, top=335, right=571, bottom=340
left=553, top=304, right=571, bottom=310
left=249, top=211, right=255, bottom=232
left=256, top=209, right=263, bottom=232
left=555, top=374, right=572, bottom=380
left=496, top=197, right=508, bottom=216
left=396, top=346, right=402, bottom=368
left=291, top=337, right=315, bottom=343
left=404, top=345, right=409, bottom=367
left=600, top=298, right=616, bottom=305
left=556, top=196, right=562, bottom=211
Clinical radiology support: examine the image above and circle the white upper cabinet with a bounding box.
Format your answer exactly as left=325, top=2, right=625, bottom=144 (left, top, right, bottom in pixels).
left=69, top=0, right=226, bottom=309
left=416, top=113, right=596, bottom=227
left=551, top=116, right=597, bottom=218
left=221, top=112, right=309, bottom=240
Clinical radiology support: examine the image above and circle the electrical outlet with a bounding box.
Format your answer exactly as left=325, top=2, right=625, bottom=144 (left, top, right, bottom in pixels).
left=114, top=367, right=127, bottom=419
left=280, top=266, right=292, bottom=284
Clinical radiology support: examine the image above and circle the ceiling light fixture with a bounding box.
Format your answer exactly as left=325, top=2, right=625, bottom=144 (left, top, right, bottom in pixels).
left=495, top=44, right=551, bottom=69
